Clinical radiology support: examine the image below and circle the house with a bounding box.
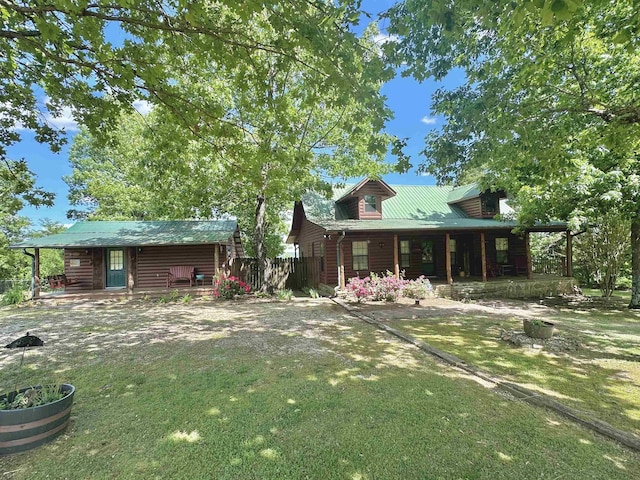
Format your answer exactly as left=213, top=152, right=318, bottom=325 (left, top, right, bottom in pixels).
left=287, top=179, right=571, bottom=291
left=12, top=220, right=244, bottom=297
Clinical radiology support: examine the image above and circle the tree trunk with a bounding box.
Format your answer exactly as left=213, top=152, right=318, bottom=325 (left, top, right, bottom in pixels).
left=630, top=218, right=640, bottom=308
left=254, top=192, right=272, bottom=293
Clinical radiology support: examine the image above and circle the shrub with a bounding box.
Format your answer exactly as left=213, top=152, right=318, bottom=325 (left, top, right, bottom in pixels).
left=1, top=285, right=26, bottom=306
left=212, top=275, right=251, bottom=300
left=276, top=289, right=293, bottom=301
left=346, top=271, right=409, bottom=303
left=403, top=276, right=433, bottom=300
left=345, top=276, right=372, bottom=302
left=369, top=271, right=408, bottom=302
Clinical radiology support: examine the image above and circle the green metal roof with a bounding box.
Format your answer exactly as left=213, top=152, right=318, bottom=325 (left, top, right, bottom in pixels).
left=447, top=184, right=482, bottom=203
left=296, top=181, right=566, bottom=234
left=382, top=185, right=467, bottom=219
left=11, top=220, right=238, bottom=249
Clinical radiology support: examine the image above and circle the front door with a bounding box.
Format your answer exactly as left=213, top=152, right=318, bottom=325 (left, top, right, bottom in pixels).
left=421, top=240, right=435, bottom=276
left=106, top=248, right=126, bottom=288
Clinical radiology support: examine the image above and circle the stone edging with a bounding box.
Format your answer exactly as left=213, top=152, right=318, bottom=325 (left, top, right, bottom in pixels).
left=332, top=297, right=640, bottom=452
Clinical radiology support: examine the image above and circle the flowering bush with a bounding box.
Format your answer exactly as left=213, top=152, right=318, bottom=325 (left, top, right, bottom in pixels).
left=212, top=275, right=251, bottom=300
left=403, top=276, right=433, bottom=300
left=346, top=271, right=409, bottom=302
left=345, top=276, right=372, bottom=302
left=369, top=271, right=408, bottom=301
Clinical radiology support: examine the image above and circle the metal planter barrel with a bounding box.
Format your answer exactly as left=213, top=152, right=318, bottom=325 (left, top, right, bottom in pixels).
left=0, top=384, right=75, bottom=455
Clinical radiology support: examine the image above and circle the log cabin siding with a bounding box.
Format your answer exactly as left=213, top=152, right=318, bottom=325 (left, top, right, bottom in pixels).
left=64, top=249, right=94, bottom=291
left=137, top=245, right=218, bottom=288
left=92, top=249, right=104, bottom=290
left=456, top=198, right=482, bottom=218
left=297, top=218, right=328, bottom=284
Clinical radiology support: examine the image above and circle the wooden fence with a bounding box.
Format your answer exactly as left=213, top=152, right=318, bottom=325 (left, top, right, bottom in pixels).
left=228, top=257, right=321, bottom=291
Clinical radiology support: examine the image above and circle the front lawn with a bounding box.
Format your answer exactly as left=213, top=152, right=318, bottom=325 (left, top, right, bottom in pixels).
left=1, top=298, right=639, bottom=479
left=377, top=294, right=640, bottom=438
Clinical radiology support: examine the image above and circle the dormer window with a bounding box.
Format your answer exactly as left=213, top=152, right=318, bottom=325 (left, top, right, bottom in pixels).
left=364, top=195, right=377, bottom=213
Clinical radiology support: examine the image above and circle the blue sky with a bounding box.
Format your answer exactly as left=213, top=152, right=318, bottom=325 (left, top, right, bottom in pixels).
left=12, top=1, right=463, bottom=228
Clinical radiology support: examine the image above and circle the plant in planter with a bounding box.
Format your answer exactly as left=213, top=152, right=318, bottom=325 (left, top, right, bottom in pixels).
left=523, top=318, right=555, bottom=339
left=1, top=332, right=75, bottom=455
left=403, top=276, right=433, bottom=305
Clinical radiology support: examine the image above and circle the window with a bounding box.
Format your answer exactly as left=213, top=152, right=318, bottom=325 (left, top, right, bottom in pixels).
left=69, top=259, right=81, bottom=268
left=496, top=237, right=509, bottom=264
left=352, top=241, right=369, bottom=271
left=483, top=196, right=498, bottom=215
left=449, top=239, right=457, bottom=268
left=364, top=195, right=377, bottom=213
left=109, top=250, right=124, bottom=270
left=400, top=240, right=410, bottom=268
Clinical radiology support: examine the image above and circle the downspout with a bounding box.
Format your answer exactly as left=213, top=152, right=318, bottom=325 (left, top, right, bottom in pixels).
left=336, top=231, right=346, bottom=292
left=22, top=249, right=35, bottom=300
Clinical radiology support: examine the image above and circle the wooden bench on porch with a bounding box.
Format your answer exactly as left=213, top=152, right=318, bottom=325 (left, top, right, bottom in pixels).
left=167, top=266, right=195, bottom=288
left=46, top=274, right=79, bottom=290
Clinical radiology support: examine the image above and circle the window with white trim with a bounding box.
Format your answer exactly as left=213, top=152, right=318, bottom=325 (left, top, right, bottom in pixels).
left=400, top=240, right=410, bottom=268
left=352, top=241, right=369, bottom=271
left=364, top=195, right=377, bottom=213
left=496, top=237, right=509, bottom=264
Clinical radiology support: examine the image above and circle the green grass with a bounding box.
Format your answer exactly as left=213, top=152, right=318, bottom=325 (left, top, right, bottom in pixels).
left=1, top=300, right=640, bottom=479
left=382, top=296, right=640, bottom=438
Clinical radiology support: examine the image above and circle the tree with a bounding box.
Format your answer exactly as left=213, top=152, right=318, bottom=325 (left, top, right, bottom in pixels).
left=573, top=216, right=630, bottom=297
left=387, top=0, right=640, bottom=307
left=66, top=22, right=408, bottom=289
left=1, top=1, right=379, bottom=168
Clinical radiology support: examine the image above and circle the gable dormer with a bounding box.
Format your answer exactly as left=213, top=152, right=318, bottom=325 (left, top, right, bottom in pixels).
left=335, top=178, right=396, bottom=220
left=448, top=184, right=505, bottom=219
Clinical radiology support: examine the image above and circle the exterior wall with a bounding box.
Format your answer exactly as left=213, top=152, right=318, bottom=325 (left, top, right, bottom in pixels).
left=137, top=245, right=218, bottom=288
left=64, top=249, right=95, bottom=291
left=336, top=181, right=391, bottom=220
left=456, top=198, right=482, bottom=218
left=297, top=218, right=328, bottom=285
left=64, top=244, right=223, bottom=291
left=320, top=230, right=528, bottom=288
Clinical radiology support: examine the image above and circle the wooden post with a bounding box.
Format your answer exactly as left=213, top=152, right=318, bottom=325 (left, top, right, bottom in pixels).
left=525, top=232, right=533, bottom=279
left=445, top=233, right=453, bottom=285
left=214, top=244, right=220, bottom=278
left=34, top=248, right=40, bottom=299
left=480, top=232, right=487, bottom=282
left=566, top=231, right=573, bottom=277
left=339, top=241, right=345, bottom=289
left=126, top=247, right=135, bottom=293
left=393, top=235, right=399, bottom=279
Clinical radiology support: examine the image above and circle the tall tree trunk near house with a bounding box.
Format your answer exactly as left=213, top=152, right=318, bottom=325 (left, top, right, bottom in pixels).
left=630, top=218, right=640, bottom=309
left=254, top=192, right=272, bottom=293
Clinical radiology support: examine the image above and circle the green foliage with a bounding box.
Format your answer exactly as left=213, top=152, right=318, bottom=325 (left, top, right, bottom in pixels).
left=212, top=276, right=251, bottom=300
left=179, top=294, right=192, bottom=304
left=1, top=285, right=26, bottom=306
left=276, top=289, right=293, bottom=301
left=0, top=385, right=65, bottom=410
left=387, top=0, right=640, bottom=305
left=573, top=216, right=631, bottom=297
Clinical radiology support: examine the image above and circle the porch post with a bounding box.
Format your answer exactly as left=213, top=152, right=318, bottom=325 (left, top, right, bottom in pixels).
left=339, top=241, right=345, bottom=289
left=214, top=244, right=220, bottom=278
left=525, top=232, right=533, bottom=280
left=393, top=234, right=399, bottom=279
left=126, top=247, right=135, bottom=293
left=566, top=230, right=573, bottom=277
left=480, top=232, right=487, bottom=282
left=445, top=233, right=453, bottom=285
left=34, top=248, right=40, bottom=299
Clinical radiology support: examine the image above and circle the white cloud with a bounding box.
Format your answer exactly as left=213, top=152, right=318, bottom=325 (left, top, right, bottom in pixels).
left=44, top=105, right=79, bottom=131
left=421, top=116, right=437, bottom=125
left=372, top=33, right=399, bottom=45
left=133, top=99, right=153, bottom=115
